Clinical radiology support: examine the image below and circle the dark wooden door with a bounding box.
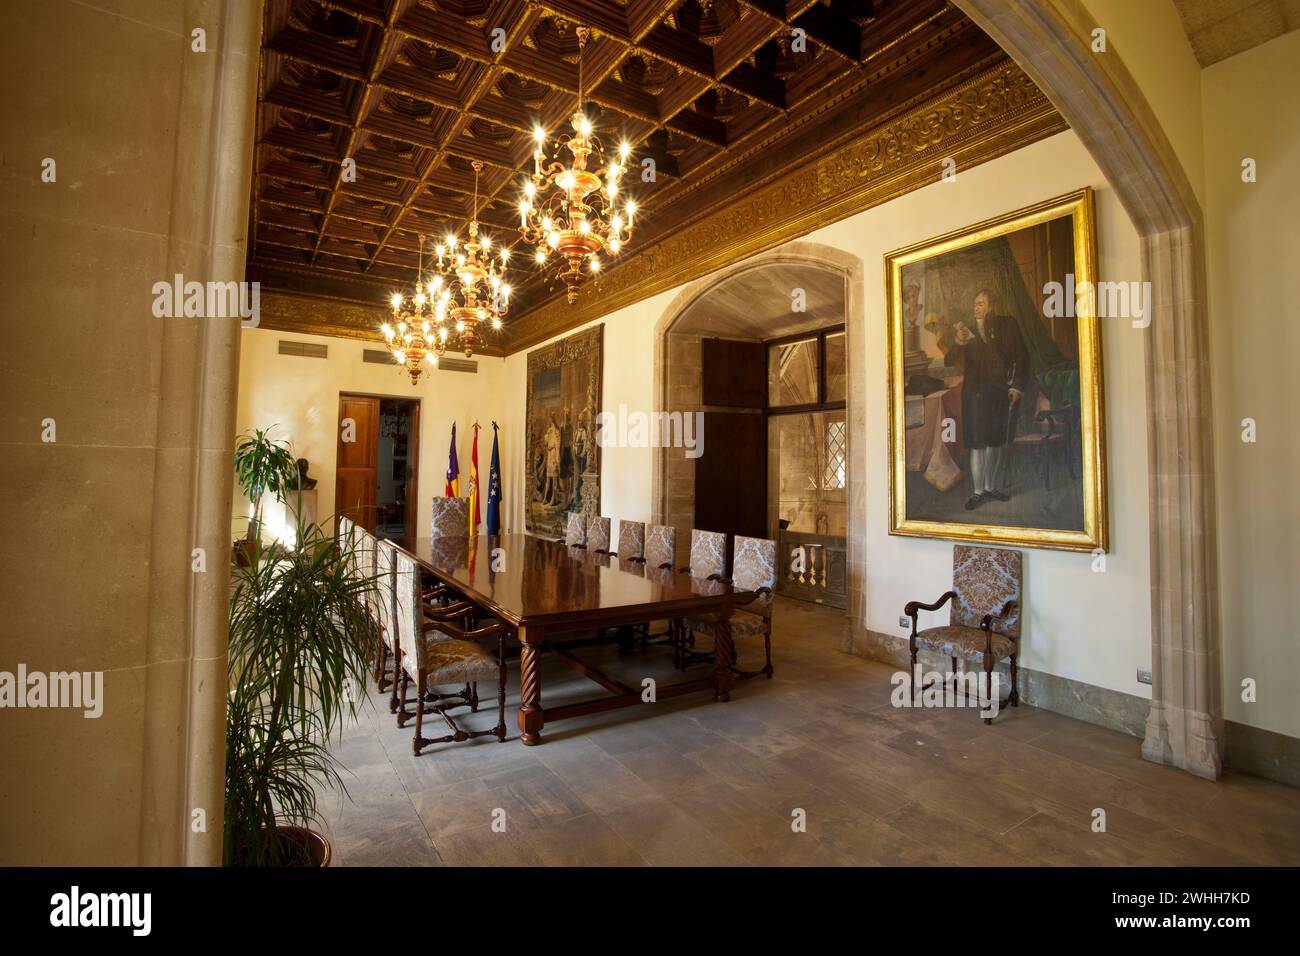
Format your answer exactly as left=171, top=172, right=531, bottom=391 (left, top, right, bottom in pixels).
left=336, top=394, right=380, bottom=531
left=694, top=411, right=767, bottom=545
left=402, top=402, right=421, bottom=543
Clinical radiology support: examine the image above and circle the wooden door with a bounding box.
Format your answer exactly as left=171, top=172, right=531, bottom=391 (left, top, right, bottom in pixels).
left=694, top=411, right=767, bottom=544
left=335, top=394, right=380, bottom=532
left=402, top=402, right=421, bottom=543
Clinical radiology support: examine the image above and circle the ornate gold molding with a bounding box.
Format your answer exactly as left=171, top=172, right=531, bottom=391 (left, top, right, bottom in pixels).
left=503, top=61, right=1067, bottom=354
left=256, top=291, right=507, bottom=357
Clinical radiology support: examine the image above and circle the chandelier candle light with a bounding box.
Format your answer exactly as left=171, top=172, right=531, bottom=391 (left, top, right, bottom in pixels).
left=519, top=25, right=637, bottom=303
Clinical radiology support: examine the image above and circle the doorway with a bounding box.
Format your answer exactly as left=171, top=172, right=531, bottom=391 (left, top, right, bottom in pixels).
left=335, top=393, right=421, bottom=547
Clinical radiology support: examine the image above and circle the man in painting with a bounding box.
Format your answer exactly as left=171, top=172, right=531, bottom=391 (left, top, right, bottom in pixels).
left=543, top=413, right=562, bottom=505
left=946, top=288, right=1030, bottom=510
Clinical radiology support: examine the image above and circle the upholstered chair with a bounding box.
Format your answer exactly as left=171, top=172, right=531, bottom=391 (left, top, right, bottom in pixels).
left=430, top=497, right=470, bottom=537
left=645, top=525, right=676, bottom=569
left=376, top=540, right=399, bottom=700
left=904, top=544, right=1022, bottom=724
left=614, top=520, right=646, bottom=561
left=680, top=535, right=777, bottom=678
left=682, top=529, right=726, bottom=580
left=564, top=511, right=587, bottom=547
left=392, top=551, right=507, bottom=754
left=587, top=516, right=612, bottom=554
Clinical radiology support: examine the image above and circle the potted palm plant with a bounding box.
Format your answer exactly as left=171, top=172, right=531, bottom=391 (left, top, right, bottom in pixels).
left=232, top=426, right=297, bottom=565
left=224, top=515, right=380, bottom=866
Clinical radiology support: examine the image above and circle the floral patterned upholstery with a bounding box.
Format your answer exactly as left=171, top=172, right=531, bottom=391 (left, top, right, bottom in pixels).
left=950, top=544, right=1022, bottom=638
left=564, top=512, right=587, bottom=546
left=375, top=540, right=396, bottom=641
left=407, top=638, right=499, bottom=686
left=393, top=551, right=419, bottom=659
left=587, top=516, right=612, bottom=553
left=914, top=625, right=1016, bottom=662
left=731, top=535, right=777, bottom=616
left=430, top=497, right=470, bottom=537
left=646, top=525, right=675, bottom=568
left=684, top=609, right=768, bottom=639
left=616, top=520, right=645, bottom=559
left=688, top=529, right=726, bottom=579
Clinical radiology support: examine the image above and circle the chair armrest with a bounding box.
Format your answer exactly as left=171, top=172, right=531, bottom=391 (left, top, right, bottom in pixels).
left=423, top=617, right=506, bottom=642
left=904, top=591, right=956, bottom=618
left=981, top=600, right=1019, bottom=634
left=422, top=600, right=475, bottom=622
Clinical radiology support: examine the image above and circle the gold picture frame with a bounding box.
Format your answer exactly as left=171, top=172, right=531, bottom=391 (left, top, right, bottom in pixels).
left=886, top=187, right=1107, bottom=552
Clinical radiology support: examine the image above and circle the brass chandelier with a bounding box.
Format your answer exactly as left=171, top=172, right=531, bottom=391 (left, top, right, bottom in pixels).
left=381, top=234, right=440, bottom=385
left=518, top=25, right=637, bottom=303
left=381, top=162, right=510, bottom=377
left=429, top=159, right=510, bottom=357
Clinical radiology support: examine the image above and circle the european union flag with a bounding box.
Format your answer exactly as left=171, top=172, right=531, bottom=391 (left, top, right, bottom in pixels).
left=486, top=422, right=503, bottom=535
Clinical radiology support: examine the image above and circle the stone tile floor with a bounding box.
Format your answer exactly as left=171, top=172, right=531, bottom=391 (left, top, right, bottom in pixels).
left=318, top=597, right=1300, bottom=866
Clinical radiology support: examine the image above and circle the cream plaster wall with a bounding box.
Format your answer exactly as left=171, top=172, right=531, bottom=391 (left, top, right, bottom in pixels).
left=236, top=328, right=510, bottom=537
left=1073, top=0, right=1206, bottom=206
left=1203, top=30, right=1300, bottom=740
left=500, top=130, right=1156, bottom=702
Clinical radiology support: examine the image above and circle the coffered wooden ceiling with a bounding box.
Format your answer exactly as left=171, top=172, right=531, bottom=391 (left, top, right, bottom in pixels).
left=248, top=0, right=1043, bottom=353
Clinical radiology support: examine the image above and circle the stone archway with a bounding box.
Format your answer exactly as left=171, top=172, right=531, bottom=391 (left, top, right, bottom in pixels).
left=954, top=0, right=1223, bottom=778
left=650, top=242, right=867, bottom=651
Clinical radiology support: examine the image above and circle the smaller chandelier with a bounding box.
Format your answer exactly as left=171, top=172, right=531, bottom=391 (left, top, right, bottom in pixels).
left=381, top=234, right=440, bottom=385
left=430, top=159, right=511, bottom=357
left=518, top=26, right=637, bottom=303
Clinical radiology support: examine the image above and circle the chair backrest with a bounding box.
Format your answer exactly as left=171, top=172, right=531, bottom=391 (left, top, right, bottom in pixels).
left=688, top=529, right=726, bottom=579
left=732, top=535, right=777, bottom=616
left=375, top=539, right=396, bottom=643
left=564, top=511, right=587, bottom=546
left=394, top=550, right=422, bottom=665
left=587, top=516, right=612, bottom=553
left=431, top=497, right=470, bottom=537
left=951, top=544, right=1022, bottom=638
left=338, top=515, right=353, bottom=542
left=617, top=519, right=646, bottom=560
left=353, top=527, right=375, bottom=606
left=646, top=524, right=675, bottom=569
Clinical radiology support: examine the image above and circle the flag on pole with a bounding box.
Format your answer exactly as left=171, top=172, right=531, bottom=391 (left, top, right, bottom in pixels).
left=486, top=421, right=503, bottom=535
left=445, top=422, right=460, bottom=497
left=468, top=423, right=481, bottom=534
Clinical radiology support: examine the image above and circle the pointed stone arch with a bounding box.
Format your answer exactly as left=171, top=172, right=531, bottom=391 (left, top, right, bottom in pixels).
left=954, top=0, right=1222, bottom=778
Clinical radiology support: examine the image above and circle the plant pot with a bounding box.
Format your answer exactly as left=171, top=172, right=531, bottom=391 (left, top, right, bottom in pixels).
left=275, top=825, right=332, bottom=867
left=233, top=538, right=260, bottom=567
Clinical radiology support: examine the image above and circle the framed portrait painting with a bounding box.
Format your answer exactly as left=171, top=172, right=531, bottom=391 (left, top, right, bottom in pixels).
left=524, top=324, right=603, bottom=538
left=885, top=188, right=1107, bottom=552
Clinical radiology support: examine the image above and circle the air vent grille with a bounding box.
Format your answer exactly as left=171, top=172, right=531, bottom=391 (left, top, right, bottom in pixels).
left=363, top=349, right=396, bottom=365
left=278, top=340, right=328, bottom=359
left=437, top=357, right=477, bottom=374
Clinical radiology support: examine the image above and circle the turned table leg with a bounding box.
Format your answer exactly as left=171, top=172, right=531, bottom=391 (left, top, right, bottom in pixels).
left=517, top=625, right=545, bottom=745
left=712, top=606, right=736, bottom=702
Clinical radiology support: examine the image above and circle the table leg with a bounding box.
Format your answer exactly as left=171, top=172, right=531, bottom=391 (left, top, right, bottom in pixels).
left=517, top=625, right=545, bottom=745
left=712, top=606, right=736, bottom=702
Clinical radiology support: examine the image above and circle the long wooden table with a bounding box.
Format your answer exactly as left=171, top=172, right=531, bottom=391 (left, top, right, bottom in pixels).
left=400, top=534, right=755, bottom=745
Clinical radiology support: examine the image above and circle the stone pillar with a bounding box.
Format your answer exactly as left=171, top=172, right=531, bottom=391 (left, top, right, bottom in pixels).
left=0, top=0, right=262, bottom=864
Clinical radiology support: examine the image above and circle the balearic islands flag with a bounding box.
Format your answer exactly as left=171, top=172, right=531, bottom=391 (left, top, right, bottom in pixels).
left=468, top=423, right=480, bottom=534
left=445, top=422, right=460, bottom=497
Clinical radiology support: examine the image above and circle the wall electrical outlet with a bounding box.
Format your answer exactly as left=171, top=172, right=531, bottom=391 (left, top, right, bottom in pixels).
left=1137, top=668, right=1153, bottom=685
left=899, top=615, right=910, bottom=628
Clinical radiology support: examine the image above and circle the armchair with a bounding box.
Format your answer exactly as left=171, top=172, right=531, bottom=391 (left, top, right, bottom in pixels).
left=903, top=544, right=1022, bottom=724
